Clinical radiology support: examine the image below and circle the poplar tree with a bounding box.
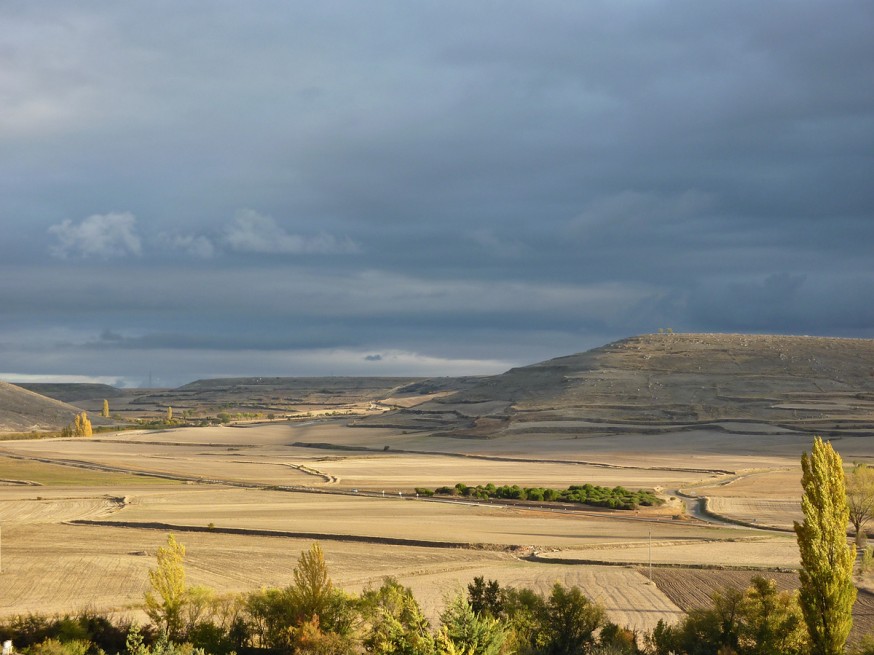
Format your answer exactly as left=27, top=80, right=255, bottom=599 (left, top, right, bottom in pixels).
left=847, top=463, right=874, bottom=548
left=81, top=412, right=92, bottom=436
left=64, top=412, right=92, bottom=437
left=145, top=534, right=188, bottom=639
left=794, top=436, right=856, bottom=655
left=101, top=399, right=110, bottom=418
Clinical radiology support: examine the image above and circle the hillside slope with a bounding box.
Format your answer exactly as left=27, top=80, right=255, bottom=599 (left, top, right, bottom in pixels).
left=353, top=333, right=874, bottom=436
left=0, top=381, right=91, bottom=432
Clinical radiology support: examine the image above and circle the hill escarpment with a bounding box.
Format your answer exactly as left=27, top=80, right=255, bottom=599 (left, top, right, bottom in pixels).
left=353, top=334, right=874, bottom=437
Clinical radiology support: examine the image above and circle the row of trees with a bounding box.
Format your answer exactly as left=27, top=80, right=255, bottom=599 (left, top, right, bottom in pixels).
left=134, top=538, right=630, bottom=655
left=425, top=482, right=662, bottom=510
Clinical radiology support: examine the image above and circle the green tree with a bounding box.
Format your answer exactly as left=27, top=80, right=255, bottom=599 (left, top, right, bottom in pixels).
left=736, top=576, right=806, bottom=655
left=101, top=399, right=110, bottom=418
left=650, top=586, right=743, bottom=655
left=847, top=462, right=874, bottom=548
left=794, top=436, right=857, bottom=655
left=437, top=595, right=506, bottom=655
left=289, top=543, right=354, bottom=634
left=535, top=583, right=605, bottom=655
left=467, top=577, right=503, bottom=619
left=245, top=543, right=355, bottom=650
left=145, top=534, right=188, bottom=639
left=361, top=577, right=435, bottom=655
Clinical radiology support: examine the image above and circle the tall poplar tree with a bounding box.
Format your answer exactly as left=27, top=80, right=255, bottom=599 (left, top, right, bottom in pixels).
left=101, top=399, right=110, bottom=418
left=145, top=534, right=188, bottom=639
left=794, top=436, right=856, bottom=655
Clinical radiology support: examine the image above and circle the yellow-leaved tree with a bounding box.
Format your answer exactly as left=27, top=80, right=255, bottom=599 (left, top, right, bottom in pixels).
left=847, top=462, right=874, bottom=548
left=101, top=399, right=110, bottom=418
left=62, top=412, right=92, bottom=437
left=145, top=534, right=187, bottom=639
left=794, top=436, right=856, bottom=655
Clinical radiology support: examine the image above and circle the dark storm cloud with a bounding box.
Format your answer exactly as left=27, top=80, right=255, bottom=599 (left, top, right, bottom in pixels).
left=0, top=1, right=872, bottom=384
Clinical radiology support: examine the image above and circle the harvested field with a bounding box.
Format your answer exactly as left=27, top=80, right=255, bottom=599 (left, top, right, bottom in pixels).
left=541, top=535, right=800, bottom=569
left=0, top=495, right=124, bottom=524
left=0, top=521, right=681, bottom=634
left=646, top=567, right=874, bottom=642
left=0, top=413, right=869, bottom=637
left=0, top=454, right=180, bottom=487
left=691, top=468, right=803, bottom=499
left=704, top=497, right=802, bottom=531
left=307, top=453, right=707, bottom=491
left=89, top=486, right=744, bottom=548
left=372, top=562, right=684, bottom=634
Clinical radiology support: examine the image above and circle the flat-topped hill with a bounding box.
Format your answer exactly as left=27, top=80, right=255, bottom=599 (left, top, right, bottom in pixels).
left=0, top=381, right=91, bottom=432
left=354, top=333, right=874, bottom=436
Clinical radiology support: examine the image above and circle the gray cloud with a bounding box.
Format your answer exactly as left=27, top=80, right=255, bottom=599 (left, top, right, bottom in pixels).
left=223, top=209, right=360, bottom=255
left=0, top=1, right=871, bottom=384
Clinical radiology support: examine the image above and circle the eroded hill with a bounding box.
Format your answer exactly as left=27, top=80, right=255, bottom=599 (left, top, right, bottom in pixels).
left=352, top=333, right=874, bottom=437
left=0, top=381, right=92, bottom=432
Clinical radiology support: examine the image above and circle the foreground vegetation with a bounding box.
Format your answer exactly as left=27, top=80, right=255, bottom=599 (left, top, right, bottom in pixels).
left=418, top=482, right=663, bottom=510
left=2, top=436, right=869, bottom=654
left=7, top=538, right=870, bottom=655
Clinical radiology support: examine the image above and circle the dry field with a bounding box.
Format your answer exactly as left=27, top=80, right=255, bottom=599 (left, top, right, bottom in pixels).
left=0, top=419, right=870, bottom=638
left=646, top=568, right=874, bottom=642
left=539, top=535, right=800, bottom=569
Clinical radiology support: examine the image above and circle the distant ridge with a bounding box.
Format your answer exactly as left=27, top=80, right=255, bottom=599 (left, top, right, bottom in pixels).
left=0, top=381, right=90, bottom=432
left=352, top=333, right=874, bottom=436
left=16, top=383, right=125, bottom=403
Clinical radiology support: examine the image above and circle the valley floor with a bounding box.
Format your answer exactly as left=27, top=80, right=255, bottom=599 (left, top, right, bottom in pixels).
left=2, top=420, right=873, bottom=636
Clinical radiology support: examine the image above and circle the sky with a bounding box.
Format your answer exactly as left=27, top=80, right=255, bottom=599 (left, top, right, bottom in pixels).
left=1, top=1, right=873, bottom=387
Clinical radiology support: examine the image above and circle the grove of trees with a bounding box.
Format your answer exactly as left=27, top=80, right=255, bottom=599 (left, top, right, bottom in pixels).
left=424, top=482, right=662, bottom=510
left=60, top=412, right=92, bottom=438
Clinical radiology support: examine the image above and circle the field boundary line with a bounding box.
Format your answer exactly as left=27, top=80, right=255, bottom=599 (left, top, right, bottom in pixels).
left=290, top=442, right=736, bottom=475
left=526, top=553, right=798, bottom=573
left=66, top=518, right=523, bottom=552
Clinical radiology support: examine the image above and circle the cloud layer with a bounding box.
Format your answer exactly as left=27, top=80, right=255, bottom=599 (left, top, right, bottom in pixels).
left=1, top=1, right=872, bottom=385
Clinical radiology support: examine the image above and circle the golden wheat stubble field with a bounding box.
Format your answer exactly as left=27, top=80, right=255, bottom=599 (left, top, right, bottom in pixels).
left=0, top=420, right=860, bottom=632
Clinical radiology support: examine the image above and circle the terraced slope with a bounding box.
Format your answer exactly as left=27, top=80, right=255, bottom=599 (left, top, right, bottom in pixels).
left=354, top=333, right=874, bottom=436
